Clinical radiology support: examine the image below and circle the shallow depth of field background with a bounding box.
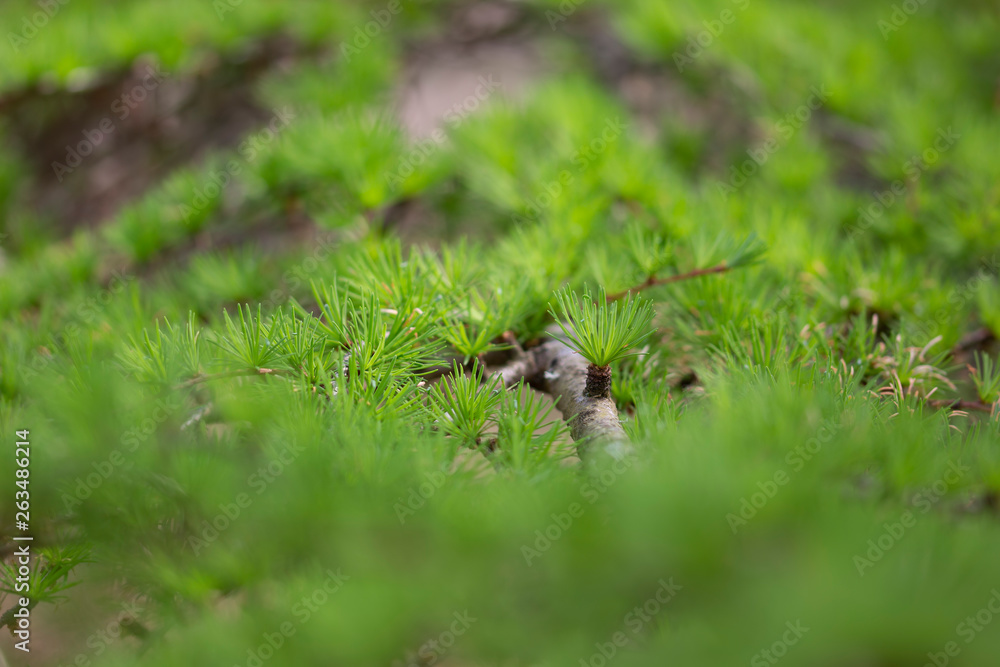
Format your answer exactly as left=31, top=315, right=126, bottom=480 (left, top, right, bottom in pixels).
left=1, top=1, right=1000, bottom=666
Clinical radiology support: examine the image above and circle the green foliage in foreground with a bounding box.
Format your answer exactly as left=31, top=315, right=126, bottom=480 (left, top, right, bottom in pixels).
left=1, top=0, right=1000, bottom=666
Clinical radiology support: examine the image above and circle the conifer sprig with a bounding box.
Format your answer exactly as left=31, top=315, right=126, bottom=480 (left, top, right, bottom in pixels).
left=548, top=286, right=655, bottom=368
left=426, top=361, right=502, bottom=445
left=212, top=304, right=285, bottom=370
left=303, top=279, right=443, bottom=375
left=970, top=352, right=1000, bottom=405
left=606, top=232, right=767, bottom=301
left=493, top=379, right=570, bottom=472
left=117, top=314, right=202, bottom=384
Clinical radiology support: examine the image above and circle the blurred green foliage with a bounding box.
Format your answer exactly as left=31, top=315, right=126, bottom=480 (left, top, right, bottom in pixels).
left=1, top=0, right=1000, bottom=665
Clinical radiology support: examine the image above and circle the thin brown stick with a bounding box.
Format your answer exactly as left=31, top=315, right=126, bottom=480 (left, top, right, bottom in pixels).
left=173, top=368, right=281, bottom=390
left=953, top=327, right=995, bottom=353
left=606, top=263, right=732, bottom=301
left=927, top=398, right=995, bottom=414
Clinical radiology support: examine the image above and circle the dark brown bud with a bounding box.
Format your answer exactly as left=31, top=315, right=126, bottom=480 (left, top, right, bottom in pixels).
left=584, top=364, right=612, bottom=399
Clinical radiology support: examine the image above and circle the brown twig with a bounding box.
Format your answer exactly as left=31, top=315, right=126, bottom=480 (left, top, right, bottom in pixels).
left=606, top=263, right=732, bottom=301
left=953, top=327, right=995, bottom=354
left=173, top=368, right=281, bottom=390
left=927, top=398, right=995, bottom=414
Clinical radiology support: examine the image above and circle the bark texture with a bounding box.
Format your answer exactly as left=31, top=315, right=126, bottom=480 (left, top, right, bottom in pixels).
left=493, top=340, right=629, bottom=457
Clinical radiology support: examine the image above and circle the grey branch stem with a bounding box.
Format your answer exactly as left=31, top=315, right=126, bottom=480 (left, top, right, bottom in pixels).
left=492, top=339, right=630, bottom=459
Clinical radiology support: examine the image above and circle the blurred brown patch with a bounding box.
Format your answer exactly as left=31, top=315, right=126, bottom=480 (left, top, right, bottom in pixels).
left=0, top=35, right=312, bottom=236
